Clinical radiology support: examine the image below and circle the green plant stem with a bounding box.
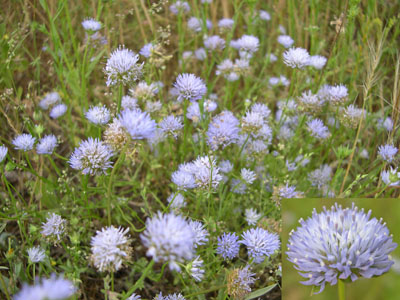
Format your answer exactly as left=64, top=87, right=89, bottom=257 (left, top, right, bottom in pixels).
left=182, top=100, right=189, bottom=157
left=338, top=280, right=345, bottom=300
left=0, top=273, right=10, bottom=300
left=82, top=175, right=89, bottom=217
left=186, top=285, right=226, bottom=297
left=107, top=146, right=127, bottom=225
left=117, top=84, right=123, bottom=114
left=126, top=259, right=155, bottom=296
left=111, top=271, right=114, bottom=292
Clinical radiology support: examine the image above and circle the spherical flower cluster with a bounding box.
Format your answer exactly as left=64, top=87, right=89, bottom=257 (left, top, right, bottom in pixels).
left=297, top=90, right=324, bottom=112
left=27, top=246, right=46, bottom=263
left=91, top=226, right=132, bottom=272
left=241, top=168, right=257, bottom=184
left=218, top=18, right=234, bottom=31
left=194, top=47, right=207, bottom=60
left=245, top=208, right=262, bottom=226
left=121, top=95, right=138, bottom=110
left=207, top=111, right=240, bottom=150
left=216, top=58, right=250, bottom=81
left=241, top=111, right=264, bottom=133
left=69, top=138, right=113, bottom=176
left=159, top=115, right=183, bottom=138
left=189, top=256, right=205, bottom=282
left=377, top=116, right=393, bottom=131
left=381, top=167, right=400, bottom=186
left=216, top=232, right=240, bottom=260
left=118, top=108, right=157, bottom=140
left=283, top=47, right=310, bottom=69
left=85, top=105, right=110, bottom=125
left=140, top=43, right=155, bottom=58
left=258, top=10, right=271, bottom=21
left=174, top=73, right=207, bottom=102
left=155, top=293, right=186, bottom=300
left=250, top=103, right=271, bottom=119
left=187, top=17, right=212, bottom=32
left=81, top=18, right=102, bottom=32
left=13, top=274, right=77, bottom=300
left=219, top=159, right=233, bottom=173
left=39, top=91, right=61, bottom=110
left=169, top=1, right=190, bottom=15
left=241, top=227, right=280, bottom=263
left=277, top=35, right=294, bottom=48
left=231, top=35, right=259, bottom=58
left=103, top=119, right=129, bottom=151
left=378, top=144, right=398, bottom=163
left=167, top=192, right=186, bottom=210
left=172, top=156, right=222, bottom=190
left=104, top=46, right=143, bottom=86
left=308, top=164, right=332, bottom=189
left=36, top=134, right=58, bottom=155
left=130, top=81, right=159, bottom=101
left=127, top=293, right=142, bottom=300
left=188, top=220, right=209, bottom=248
left=140, top=212, right=196, bottom=271
left=12, top=133, right=36, bottom=151
left=309, top=55, right=327, bottom=69
left=339, top=104, right=365, bottom=128
left=287, top=203, right=398, bottom=293
left=227, top=265, right=256, bottom=300
left=307, top=118, right=330, bottom=139
left=328, top=84, right=348, bottom=105
left=49, top=103, right=67, bottom=119
left=204, top=35, right=225, bottom=51
left=0, top=145, right=8, bottom=163
left=41, top=213, right=67, bottom=241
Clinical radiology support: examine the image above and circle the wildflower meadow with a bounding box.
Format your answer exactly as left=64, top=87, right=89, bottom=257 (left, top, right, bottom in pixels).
left=0, top=0, right=399, bottom=299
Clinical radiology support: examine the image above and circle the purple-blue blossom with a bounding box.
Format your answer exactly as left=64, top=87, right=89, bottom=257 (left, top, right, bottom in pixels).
left=216, top=232, right=240, bottom=260
left=287, top=203, right=397, bottom=293
left=241, top=227, right=280, bottom=263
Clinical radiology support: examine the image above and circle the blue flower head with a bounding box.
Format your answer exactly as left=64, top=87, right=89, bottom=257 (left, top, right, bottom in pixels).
left=216, top=232, right=240, bottom=260
left=118, top=108, right=156, bottom=140
left=69, top=138, right=113, bottom=176
left=173, top=73, right=207, bottom=102
left=241, top=227, right=280, bottom=263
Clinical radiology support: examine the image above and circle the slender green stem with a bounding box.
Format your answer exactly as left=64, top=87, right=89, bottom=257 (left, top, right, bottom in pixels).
left=0, top=273, right=10, bottom=300
left=182, top=100, right=189, bottom=158
left=125, top=260, right=155, bottom=296
left=186, top=285, right=227, bottom=297
left=338, top=280, right=345, bottom=300
left=117, top=84, right=123, bottom=114
left=82, top=175, right=89, bottom=218
left=107, top=146, right=127, bottom=225
left=111, top=271, right=114, bottom=292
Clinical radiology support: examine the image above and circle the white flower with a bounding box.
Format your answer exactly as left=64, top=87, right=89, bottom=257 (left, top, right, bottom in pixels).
left=283, top=47, right=310, bottom=69
left=28, top=246, right=46, bottom=263
left=241, top=168, right=257, bottom=184
left=245, top=208, right=262, bottom=226
left=277, top=35, right=294, bottom=48
left=91, top=226, right=132, bottom=272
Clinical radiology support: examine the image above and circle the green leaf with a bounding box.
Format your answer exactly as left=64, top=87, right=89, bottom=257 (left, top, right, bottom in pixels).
left=244, top=283, right=278, bottom=300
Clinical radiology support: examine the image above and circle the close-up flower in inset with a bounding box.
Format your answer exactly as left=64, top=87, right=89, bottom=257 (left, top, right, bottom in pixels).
left=286, top=203, right=398, bottom=293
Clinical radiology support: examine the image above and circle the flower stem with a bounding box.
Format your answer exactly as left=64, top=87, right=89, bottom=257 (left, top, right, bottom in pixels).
left=338, top=280, right=346, bottom=300
left=117, top=84, right=123, bottom=114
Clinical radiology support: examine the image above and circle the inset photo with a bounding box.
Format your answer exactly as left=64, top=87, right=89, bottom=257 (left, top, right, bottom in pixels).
left=282, top=199, right=400, bottom=300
